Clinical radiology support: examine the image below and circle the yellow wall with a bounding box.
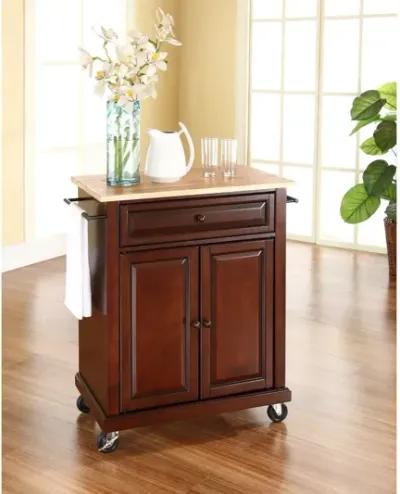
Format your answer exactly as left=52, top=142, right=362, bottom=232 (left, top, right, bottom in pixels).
left=133, top=0, right=180, bottom=163
left=2, top=0, right=25, bottom=245
left=178, top=0, right=237, bottom=165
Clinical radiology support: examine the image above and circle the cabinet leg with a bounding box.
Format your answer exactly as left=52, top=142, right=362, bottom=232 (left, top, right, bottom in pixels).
left=96, top=431, right=120, bottom=453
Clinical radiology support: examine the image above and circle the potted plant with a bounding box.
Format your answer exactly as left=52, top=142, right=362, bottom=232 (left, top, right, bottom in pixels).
left=341, top=82, right=397, bottom=279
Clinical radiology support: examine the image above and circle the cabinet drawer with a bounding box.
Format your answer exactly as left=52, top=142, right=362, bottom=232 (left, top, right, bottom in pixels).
left=120, top=194, right=275, bottom=246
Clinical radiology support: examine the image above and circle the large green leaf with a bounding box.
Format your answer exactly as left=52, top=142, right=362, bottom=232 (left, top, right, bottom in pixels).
left=350, top=115, right=380, bottom=136
left=378, top=82, right=397, bottom=110
left=362, top=160, right=396, bottom=196
left=373, top=120, right=397, bottom=152
left=351, top=90, right=386, bottom=120
left=382, top=182, right=397, bottom=202
left=340, top=184, right=381, bottom=224
left=360, top=137, right=385, bottom=155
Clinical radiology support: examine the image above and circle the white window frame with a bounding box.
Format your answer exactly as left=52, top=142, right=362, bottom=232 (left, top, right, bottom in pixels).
left=24, top=0, right=133, bottom=241
left=244, top=0, right=397, bottom=253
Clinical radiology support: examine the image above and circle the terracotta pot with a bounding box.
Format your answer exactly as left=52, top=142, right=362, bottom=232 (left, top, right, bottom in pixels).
left=384, top=218, right=396, bottom=280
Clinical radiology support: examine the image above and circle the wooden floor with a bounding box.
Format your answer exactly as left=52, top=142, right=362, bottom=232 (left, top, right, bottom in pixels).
left=3, top=242, right=396, bottom=493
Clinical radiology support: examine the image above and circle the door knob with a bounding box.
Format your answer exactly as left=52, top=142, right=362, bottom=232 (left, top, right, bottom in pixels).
left=195, top=214, right=206, bottom=223
left=191, top=321, right=201, bottom=329
left=202, top=320, right=212, bottom=328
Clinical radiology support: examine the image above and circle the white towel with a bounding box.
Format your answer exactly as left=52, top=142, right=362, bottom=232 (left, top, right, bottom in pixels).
left=64, top=203, right=92, bottom=319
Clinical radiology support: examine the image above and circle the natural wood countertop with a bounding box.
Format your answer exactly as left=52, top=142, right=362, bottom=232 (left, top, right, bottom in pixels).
left=71, top=166, right=293, bottom=203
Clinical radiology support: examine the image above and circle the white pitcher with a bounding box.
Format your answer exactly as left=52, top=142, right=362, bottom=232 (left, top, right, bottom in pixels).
left=144, top=122, right=195, bottom=183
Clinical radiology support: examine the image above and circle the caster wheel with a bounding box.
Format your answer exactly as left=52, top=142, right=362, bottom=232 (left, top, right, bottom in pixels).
left=267, top=403, right=288, bottom=423
left=76, top=395, right=90, bottom=414
left=97, top=431, right=120, bottom=453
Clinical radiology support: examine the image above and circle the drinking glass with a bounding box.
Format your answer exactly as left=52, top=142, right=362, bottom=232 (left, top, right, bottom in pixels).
left=201, top=138, right=219, bottom=178
left=221, top=139, right=238, bottom=178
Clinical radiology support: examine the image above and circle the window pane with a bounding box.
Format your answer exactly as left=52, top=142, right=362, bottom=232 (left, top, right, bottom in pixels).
left=36, top=0, right=81, bottom=62
left=284, top=20, right=317, bottom=91
left=283, top=166, right=314, bottom=237
left=285, top=0, right=317, bottom=17
left=321, top=96, right=357, bottom=168
left=83, top=0, right=127, bottom=52
left=250, top=93, right=281, bottom=160
left=319, top=171, right=355, bottom=242
left=83, top=76, right=106, bottom=143
left=34, top=151, right=80, bottom=237
left=363, top=0, right=398, bottom=14
left=251, top=22, right=282, bottom=90
left=36, top=66, right=80, bottom=149
left=361, top=18, right=397, bottom=88
left=358, top=205, right=386, bottom=248
left=323, top=19, right=359, bottom=93
left=82, top=143, right=107, bottom=175
left=359, top=151, right=394, bottom=171
left=251, top=163, right=280, bottom=176
left=252, top=0, right=282, bottom=19
left=283, top=95, right=315, bottom=164
left=324, top=0, right=360, bottom=16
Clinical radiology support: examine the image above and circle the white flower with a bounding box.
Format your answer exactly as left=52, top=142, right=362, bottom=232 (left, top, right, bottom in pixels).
left=136, top=51, right=150, bottom=67
left=151, top=52, right=168, bottom=70
left=126, top=67, right=139, bottom=80
left=79, top=48, right=93, bottom=71
left=156, top=8, right=174, bottom=29
left=133, top=84, right=147, bottom=95
left=81, top=9, right=181, bottom=104
left=94, top=79, right=107, bottom=97
left=128, top=31, right=148, bottom=45
left=116, top=42, right=134, bottom=64
left=153, top=51, right=168, bottom=61
left=143, top=64, right=157, bottom=76
left=100, top=26, right=118, bottom=41
left=143, top=41, right=156, bottom=53
left=166, top=38, right=182, bottom=47
left=156, top=60, right=167, bottom=71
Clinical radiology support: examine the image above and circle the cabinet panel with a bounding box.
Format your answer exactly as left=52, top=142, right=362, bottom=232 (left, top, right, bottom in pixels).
left=201, top=240, right=274, bottom=399
left=120, top=247, right=199, bottom=411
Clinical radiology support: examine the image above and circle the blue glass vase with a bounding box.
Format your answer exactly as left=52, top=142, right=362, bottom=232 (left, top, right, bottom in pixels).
left=106, top=100, right=140, bottom=186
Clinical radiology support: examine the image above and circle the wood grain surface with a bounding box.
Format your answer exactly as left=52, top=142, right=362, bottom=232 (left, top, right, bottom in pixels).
left=2, top=242, right=395, bottom=494
left=71, top=166, right=293, bottom=203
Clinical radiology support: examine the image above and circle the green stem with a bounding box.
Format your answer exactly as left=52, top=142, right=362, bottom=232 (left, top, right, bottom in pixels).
left=114, top=108, right=123, bottom=182
left=103, top=40, right=112, bottom=63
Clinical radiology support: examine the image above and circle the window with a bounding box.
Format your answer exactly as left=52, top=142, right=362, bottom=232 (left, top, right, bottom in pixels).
left=249, top=0, right=397, bottom=251
left=25, top=0, right=131, bottom=240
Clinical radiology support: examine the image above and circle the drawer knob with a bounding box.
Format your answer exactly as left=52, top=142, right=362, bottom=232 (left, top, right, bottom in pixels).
left=202, top=320, right=212, bottom=328
left=191, top=321, right=201, bottom=329
left=195, top=214, right=206, bottom=223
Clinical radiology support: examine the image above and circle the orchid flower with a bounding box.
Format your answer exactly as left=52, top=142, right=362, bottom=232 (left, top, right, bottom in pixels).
left=80, top=9, right=181, bottom=107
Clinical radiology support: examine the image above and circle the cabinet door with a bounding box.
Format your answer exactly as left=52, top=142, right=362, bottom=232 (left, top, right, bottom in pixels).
left=201, top=240, right=274, bottom=399
left=120, top=247, right=199, bottom=411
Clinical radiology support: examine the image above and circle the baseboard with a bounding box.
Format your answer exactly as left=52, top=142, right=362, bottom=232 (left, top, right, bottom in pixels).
left=2, top=234, right=66, bottom=272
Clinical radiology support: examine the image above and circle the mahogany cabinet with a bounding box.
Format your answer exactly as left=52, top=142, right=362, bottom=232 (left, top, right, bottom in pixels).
left=73, top=182, right=292, bottom=453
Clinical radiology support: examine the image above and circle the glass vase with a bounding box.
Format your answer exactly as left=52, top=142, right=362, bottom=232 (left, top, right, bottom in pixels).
left=106, top=100, right=141, bottom=186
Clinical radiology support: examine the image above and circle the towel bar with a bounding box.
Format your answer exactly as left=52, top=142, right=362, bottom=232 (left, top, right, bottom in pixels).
left=64, top=197, right=107, bottom=221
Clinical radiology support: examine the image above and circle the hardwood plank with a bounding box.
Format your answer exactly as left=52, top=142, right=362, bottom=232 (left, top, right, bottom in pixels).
left=2, top=243, right=395, bottom=493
